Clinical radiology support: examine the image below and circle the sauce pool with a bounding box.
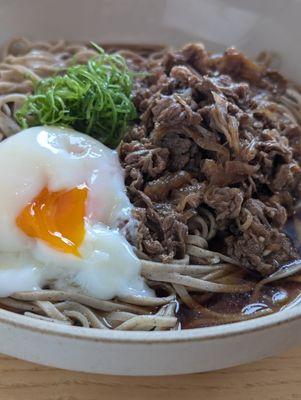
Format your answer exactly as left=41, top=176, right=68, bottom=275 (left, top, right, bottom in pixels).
left=178, top=281, right=301, bottom=329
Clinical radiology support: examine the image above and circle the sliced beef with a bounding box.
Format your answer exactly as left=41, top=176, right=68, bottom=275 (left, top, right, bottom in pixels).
left=144, top=171, right=192, bottom=202
left=134, top=202, right=188, bottom=261
left=120, top=43, right=301, bottom=275
left=161, top=133, right=196, bottom=170
left=204, top=186, right=244, bottom=222
left=120, top=140, right=169, bottom=180
left=226, top=229, right=297, bottom=276
left=226, top=199, right=297, bottom=275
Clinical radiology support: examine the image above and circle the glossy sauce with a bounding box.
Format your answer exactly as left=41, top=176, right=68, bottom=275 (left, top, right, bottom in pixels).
left=178, top=281, right=301, bottom=329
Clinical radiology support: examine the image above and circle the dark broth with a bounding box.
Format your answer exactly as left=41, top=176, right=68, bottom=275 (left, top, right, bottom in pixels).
left=178, top=281, right=301, bottom=329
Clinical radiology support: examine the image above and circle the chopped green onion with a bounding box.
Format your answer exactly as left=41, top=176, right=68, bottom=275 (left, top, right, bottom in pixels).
left=15, top=45, right=137, bottom=148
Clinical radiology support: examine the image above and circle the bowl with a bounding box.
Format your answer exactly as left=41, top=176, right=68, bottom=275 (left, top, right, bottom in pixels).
left=0, top=0, right=300, bottom=375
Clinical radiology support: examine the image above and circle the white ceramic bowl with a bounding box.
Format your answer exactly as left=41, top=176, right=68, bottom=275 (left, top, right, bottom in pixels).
left=0, top=0, right=301, bottom=375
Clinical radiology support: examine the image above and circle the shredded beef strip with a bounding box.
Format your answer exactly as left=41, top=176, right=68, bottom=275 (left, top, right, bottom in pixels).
left=120, top=43, right=301, bottom=276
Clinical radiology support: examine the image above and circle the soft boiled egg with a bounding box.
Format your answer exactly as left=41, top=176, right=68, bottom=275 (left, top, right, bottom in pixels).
left=0, top=126, right=151, bottom=299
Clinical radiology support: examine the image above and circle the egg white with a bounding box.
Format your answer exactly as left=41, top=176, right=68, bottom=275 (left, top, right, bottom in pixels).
left=0, top=126, right=151, bottom=299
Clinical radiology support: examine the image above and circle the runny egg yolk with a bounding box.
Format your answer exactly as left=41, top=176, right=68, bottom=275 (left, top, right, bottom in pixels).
left=16, top=185, right=88, bottom=257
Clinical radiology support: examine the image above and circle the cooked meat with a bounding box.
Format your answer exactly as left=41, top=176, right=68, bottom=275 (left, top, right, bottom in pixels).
left=133, top=202, right=188, bottom=262
left=120, top=43, right=301, bottom=276
left=204, top=186, right=244, bottom=222
left=144, top=171, right=192, bottom=202
left=225, top=198, right=298, bottom=275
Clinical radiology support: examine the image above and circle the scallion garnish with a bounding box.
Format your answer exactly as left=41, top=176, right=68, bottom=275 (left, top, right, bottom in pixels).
left=15, top=45, right=137, bottom=148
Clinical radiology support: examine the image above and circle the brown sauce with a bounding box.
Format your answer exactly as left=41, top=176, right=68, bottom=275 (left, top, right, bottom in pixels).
left=178, top=281, right=301, bottom=329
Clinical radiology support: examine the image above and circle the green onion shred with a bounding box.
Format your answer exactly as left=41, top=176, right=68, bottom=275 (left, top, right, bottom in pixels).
left=15, top=45, right=137, bottom=148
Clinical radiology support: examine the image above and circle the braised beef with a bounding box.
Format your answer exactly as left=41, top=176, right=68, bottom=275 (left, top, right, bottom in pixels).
left=120, top=43, right=301, bottom=276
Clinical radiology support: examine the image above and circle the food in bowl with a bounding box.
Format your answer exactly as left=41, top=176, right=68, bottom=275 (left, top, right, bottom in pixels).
left=0, top=37, right=300, bottom=331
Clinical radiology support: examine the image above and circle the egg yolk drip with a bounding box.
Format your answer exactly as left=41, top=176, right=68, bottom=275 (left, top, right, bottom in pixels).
left=16, top=185, right=88, bottom=257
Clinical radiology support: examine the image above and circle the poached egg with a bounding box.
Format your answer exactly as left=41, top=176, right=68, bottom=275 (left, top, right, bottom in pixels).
left=0, top=126, right=150, bottom=299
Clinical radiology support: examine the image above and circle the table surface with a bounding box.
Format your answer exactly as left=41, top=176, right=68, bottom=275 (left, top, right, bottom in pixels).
left=0, top=348, right=300, bottom=400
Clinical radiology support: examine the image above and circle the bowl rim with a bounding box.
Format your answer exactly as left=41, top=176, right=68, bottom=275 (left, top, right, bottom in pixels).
left=0, top=302, right=300, bottom=344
